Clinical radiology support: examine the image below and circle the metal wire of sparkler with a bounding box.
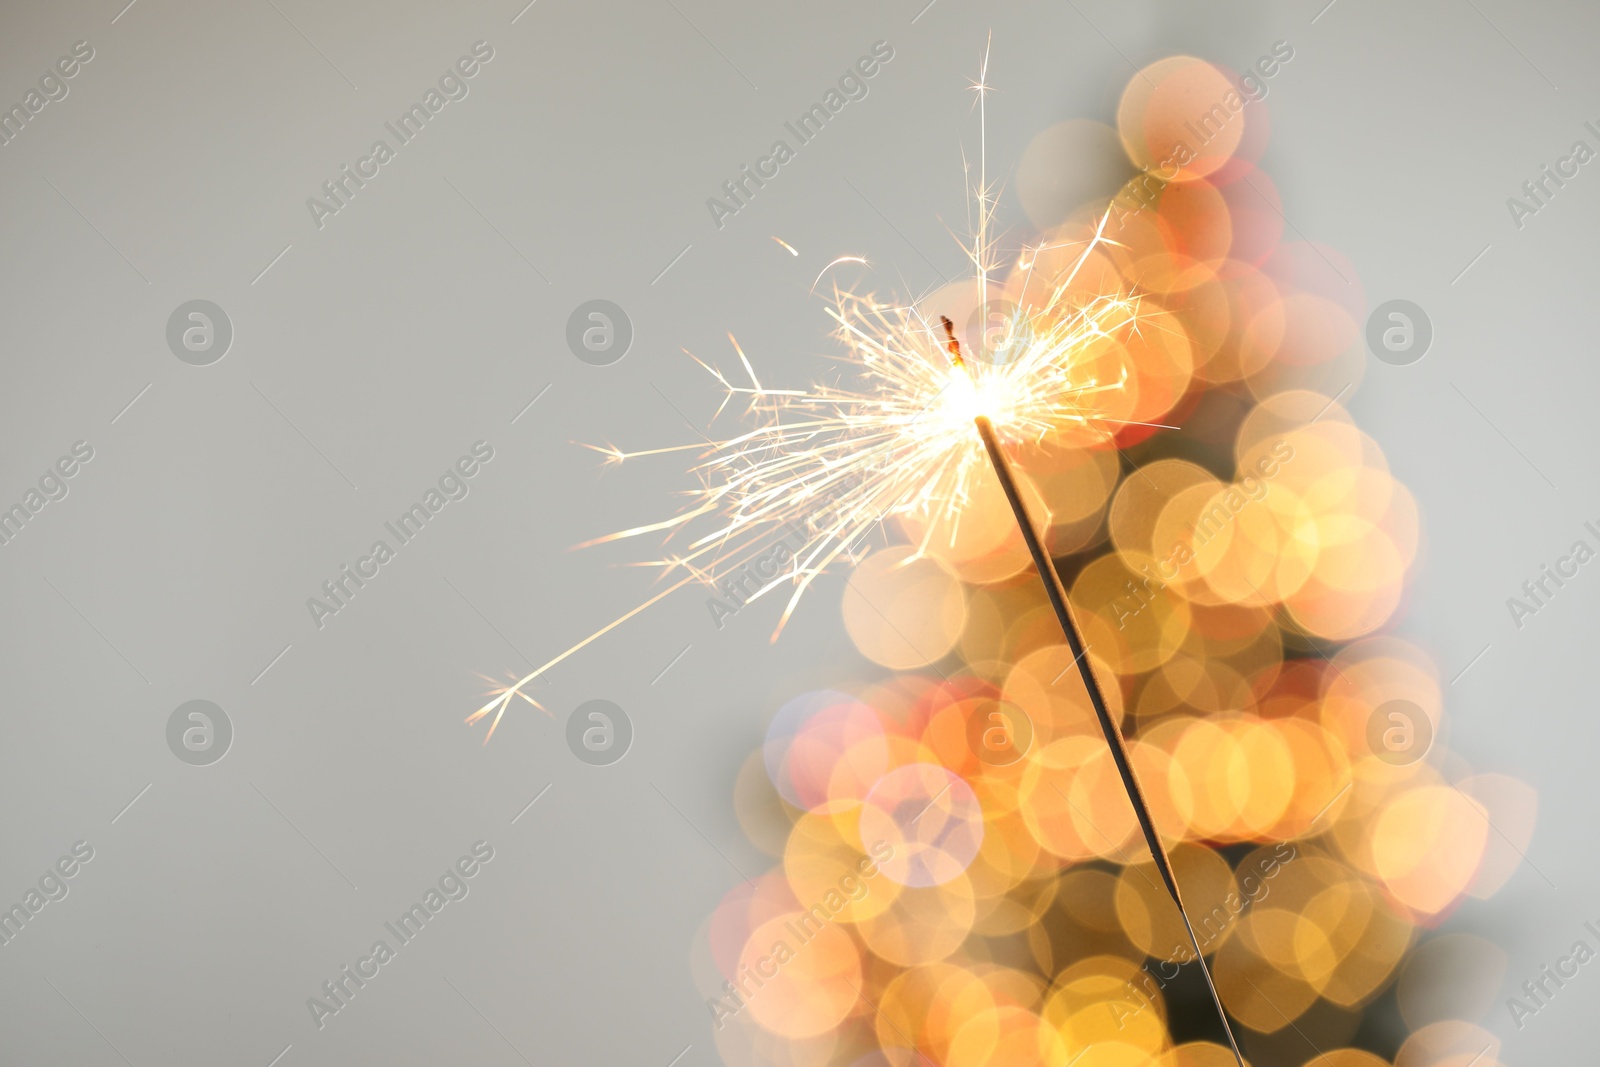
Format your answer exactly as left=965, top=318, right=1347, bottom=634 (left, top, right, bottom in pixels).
left=945, top=314, right=1249, bottom=1067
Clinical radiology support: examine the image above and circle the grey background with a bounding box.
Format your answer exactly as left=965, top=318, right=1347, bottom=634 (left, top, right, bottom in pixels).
left=0, top=0, right=1594, bottom=1063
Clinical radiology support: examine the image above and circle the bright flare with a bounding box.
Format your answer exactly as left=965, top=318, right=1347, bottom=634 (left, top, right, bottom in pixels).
left=467, top=216, right=1155, bottom=740
left=469, top=40, right=1155, bottom=741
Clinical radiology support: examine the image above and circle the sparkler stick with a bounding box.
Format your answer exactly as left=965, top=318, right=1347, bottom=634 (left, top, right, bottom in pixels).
left=941, top=317, right=1249, bottom=1067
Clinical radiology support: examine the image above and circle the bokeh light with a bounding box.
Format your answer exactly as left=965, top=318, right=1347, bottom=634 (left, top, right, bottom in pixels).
left=697, top=53, right=1530, bottom=1067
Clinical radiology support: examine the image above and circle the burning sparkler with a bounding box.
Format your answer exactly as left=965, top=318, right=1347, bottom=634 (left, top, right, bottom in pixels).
left=467, top=41, right=1248, bottom=1062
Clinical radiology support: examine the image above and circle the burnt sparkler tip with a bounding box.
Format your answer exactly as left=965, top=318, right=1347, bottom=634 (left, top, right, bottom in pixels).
left=939, top=315, right=966, bottom=370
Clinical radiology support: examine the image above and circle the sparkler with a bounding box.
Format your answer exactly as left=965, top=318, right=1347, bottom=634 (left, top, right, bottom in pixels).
left=944, top=315, right=1248, bottom=1067
left=467, top=42, right=1247, bottom=1062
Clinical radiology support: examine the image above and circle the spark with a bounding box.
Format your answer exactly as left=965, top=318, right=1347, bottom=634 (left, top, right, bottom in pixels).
left=969, top=33, right=996, bottom=315
left=811, top=255, right=869, bottom=294
left=467, top=43, right=1146, bottom=739
left=771, top=236, right=800, bottom=256
left=468, top=232, right=1142, bottom=737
